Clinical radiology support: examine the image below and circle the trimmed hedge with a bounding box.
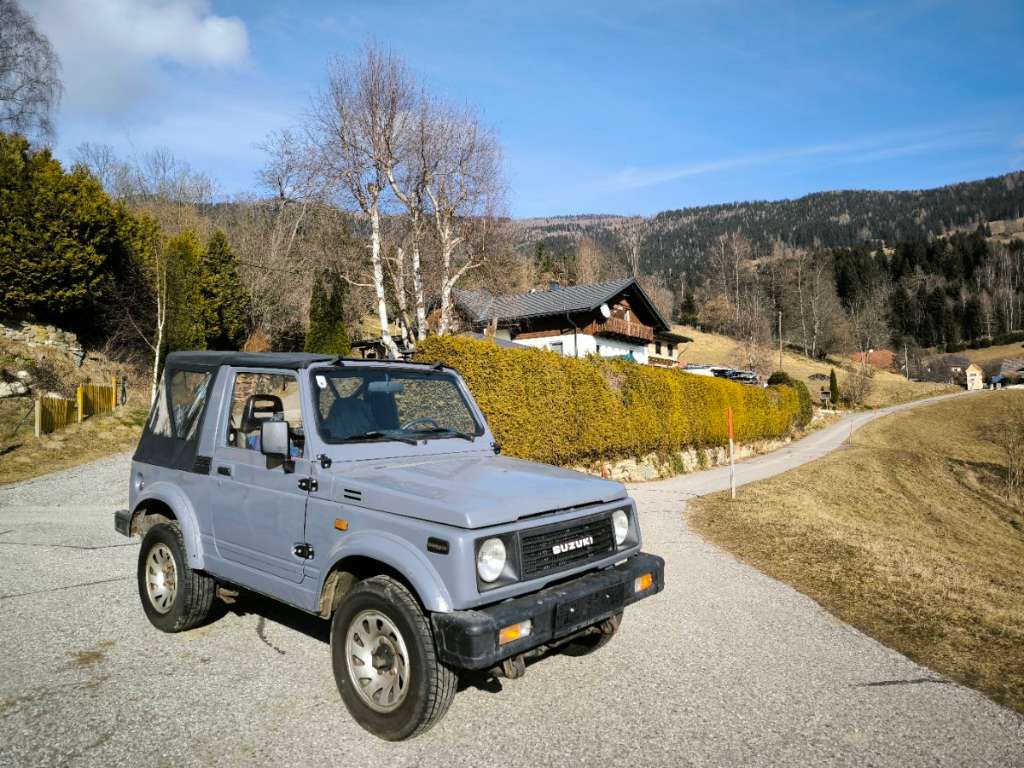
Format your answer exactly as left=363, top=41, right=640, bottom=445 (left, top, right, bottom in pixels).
left=414, top=336, right=802, bottom=465
left=766, top=371, right=814, bottom=427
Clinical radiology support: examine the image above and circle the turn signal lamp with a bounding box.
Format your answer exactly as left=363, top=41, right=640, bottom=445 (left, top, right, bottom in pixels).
left=634, top=573, right=654, bottom=593
left=498, top=620, right=533, bottom=645
left=334, top=518, right=349, bottom=531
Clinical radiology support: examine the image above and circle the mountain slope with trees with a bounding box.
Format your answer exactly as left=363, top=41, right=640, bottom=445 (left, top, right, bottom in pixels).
left=518, top=172, right=1024, bottom=286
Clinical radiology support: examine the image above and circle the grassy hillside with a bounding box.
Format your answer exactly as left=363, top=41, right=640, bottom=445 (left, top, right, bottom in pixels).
left=961, top=341, right=1024, bottom=367
left=690, top=391, right=1024, bottom=712
left=678, top=327, right=957, bottom=408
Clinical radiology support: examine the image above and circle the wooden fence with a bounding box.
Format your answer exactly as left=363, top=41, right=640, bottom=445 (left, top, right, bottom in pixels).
left=35, top=377, right=119, bottom=437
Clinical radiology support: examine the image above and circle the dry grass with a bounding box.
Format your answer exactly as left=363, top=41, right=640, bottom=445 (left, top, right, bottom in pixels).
left=961, top=341, right=1024, bottom=367
left=677, top=327, right=957, bottom=407
left=0, top=399, right=147, bottom=486
left=690, top=391, right=1024, bottom=712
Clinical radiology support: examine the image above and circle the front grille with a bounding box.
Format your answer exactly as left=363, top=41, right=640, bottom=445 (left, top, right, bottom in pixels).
left=519, top=513, right=615, bottom=580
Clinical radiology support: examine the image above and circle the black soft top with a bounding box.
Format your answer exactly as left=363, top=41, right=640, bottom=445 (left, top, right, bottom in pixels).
left=165, top=351, right=335, bottom=371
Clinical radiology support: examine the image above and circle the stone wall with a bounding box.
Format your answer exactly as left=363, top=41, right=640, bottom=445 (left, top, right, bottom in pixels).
left=575, top=436, right=793, bottom=483
left=1, top=322, right=84, bottom=363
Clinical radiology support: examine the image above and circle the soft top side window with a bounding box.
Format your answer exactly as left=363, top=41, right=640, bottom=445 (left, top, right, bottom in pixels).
left=167, top=370, right=212, bottom=440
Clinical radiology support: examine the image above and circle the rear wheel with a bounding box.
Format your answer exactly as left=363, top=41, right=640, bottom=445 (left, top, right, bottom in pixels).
left=137, top=522, right=215, bottom=633
left=330, top=575, right=457, bottom=741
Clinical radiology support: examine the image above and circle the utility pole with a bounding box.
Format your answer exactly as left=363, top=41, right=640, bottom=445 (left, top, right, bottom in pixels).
left=904, top=342, right=910, bottom=381
left=778, top=311, right=783, bottom=371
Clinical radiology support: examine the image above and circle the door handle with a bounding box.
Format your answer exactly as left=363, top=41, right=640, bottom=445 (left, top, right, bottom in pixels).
left=217, top=466, right=232, bottom=477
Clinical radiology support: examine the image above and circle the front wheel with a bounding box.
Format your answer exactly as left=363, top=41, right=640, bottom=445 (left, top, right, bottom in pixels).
left=330, top=575, right=457, bottom=741
left=137, top=522, right=215, bottom=633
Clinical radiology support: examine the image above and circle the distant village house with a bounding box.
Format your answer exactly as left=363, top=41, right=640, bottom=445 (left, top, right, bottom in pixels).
left=442, top=278, right=688, bottom=366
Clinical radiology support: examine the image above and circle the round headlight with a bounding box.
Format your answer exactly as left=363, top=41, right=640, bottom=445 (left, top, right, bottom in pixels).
left=612, top=509, right=629, bottom=546
left=476, top=537, right=507, bottom=583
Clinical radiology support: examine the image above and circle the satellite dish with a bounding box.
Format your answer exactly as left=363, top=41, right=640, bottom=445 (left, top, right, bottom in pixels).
left=599, top=303, right=611, bottom=319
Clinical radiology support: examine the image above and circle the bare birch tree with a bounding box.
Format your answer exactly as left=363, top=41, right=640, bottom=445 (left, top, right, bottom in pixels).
left=423, top=103, right=504, bottom=335
left=385, top=93, right=432, bottom=341
left=709, top=232, right=752, bottom=324
left=0, top=0, right=61, bottom=140
left=309, top=48, right=413, bottom=357
left=619, top=218, right=647, bottom=278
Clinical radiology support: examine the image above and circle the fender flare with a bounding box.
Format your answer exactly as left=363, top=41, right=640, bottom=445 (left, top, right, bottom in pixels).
left=320, top=530, right=453, bottom=613
left=131, top=482, right=205, bottom=570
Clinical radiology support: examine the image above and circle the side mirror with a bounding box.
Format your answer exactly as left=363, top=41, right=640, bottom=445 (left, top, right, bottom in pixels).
left=261, top=420, right=294, bottom=473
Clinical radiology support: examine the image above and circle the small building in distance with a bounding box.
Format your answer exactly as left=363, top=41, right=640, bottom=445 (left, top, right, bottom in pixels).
left=443, top=278, right=688, bottom=365
left=965, top=363, right=984, bottom=391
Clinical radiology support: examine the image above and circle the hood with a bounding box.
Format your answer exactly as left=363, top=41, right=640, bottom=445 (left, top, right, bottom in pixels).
left=325, top=454, right=627, bottom=528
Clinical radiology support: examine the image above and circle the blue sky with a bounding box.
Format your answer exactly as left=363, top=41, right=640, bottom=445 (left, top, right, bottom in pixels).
left=28, top=0, right=1024, bottom=217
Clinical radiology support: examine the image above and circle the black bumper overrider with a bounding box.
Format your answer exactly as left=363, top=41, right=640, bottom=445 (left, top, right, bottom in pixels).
left=431, top=552, right=665, bottom=670
left=114, top=509, right=131, bottom=537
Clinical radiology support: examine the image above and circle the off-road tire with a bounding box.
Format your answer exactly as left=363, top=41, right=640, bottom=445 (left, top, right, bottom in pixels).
left=137, top=522, right=215, bottom=633
left=561, top=612, right=623, bottom=657
left=330, top=575, right=457, bottom=741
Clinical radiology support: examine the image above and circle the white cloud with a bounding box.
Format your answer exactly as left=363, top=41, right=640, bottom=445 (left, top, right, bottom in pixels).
left=606, top=129, right=997, bottom=191
left=24, top=0, right=249, bottom=115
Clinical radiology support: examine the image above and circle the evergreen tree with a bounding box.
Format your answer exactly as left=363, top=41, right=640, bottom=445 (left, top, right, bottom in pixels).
left=0, top=132, right=137, bottom=335
left=890, top=287, right=914, bottom=343
left=962, top=296, right=982, bottom=342
left=679, top=287, right=698, bottom=326
left=305, top=271, right=351, bottom=355
left=201, top=230, right=250, bottom=350
left=165, top=229, right=207, bottom=351
left=829, top=368, right=840, bottom=406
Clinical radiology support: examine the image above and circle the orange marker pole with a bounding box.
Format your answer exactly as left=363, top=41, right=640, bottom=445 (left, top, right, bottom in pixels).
left=727, top=406, right=736, bottom=499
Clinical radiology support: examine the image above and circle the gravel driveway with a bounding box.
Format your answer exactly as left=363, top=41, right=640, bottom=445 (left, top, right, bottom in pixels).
left=1, top=398, right=1022, bottom=767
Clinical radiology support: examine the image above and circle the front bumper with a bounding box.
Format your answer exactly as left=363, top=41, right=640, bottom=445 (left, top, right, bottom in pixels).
left=431, top=552, right=665, bottom=670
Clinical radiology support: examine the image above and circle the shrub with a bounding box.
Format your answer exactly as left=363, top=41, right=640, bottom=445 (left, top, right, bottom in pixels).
left=415, top=336, right=801, bottom=465
left=767, top=371, right=813, bottom=427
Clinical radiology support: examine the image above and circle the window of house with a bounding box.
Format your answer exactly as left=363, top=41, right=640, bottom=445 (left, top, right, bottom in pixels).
left=655, top=342, right=662, bottom=355
left=549, top=341, right=564, bottom=355
left=227, top=372, right=304, bottom=456
left=668, top=344, right=676, bottom=356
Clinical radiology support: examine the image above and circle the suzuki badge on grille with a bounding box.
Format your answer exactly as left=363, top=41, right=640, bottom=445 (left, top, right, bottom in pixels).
left=552, top=535, right=594, bottom=555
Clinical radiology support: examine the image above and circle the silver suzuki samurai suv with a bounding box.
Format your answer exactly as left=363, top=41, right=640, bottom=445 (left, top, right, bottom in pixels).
left=115, top=351, right=665, bottom=740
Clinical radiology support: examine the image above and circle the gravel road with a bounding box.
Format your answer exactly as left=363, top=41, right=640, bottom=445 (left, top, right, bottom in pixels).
left=1, top=396, right=1022, bottom=767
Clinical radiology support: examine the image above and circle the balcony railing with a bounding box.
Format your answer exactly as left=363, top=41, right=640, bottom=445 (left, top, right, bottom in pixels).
left=582, top=316, right=654, bottom=343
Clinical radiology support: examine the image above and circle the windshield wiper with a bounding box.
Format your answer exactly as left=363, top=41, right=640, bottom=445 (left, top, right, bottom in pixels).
left=345, top=430, right=419, bottom=446
left=412, top=427, right=476, bottom=442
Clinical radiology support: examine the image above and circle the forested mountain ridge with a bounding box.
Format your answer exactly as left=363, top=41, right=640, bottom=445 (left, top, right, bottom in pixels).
left=517, top=171, right=1024, bottom=284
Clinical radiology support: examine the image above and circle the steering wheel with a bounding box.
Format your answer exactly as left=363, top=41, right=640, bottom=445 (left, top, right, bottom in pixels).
left=401, top=417, right=441, bottom=432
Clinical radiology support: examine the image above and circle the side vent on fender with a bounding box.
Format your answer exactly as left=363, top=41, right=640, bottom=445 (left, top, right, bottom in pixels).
left=343, top=488, right=362, bottom=502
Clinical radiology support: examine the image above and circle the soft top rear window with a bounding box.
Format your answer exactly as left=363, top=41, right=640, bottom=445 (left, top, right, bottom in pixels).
left=311, top=367, right=482, bottom=444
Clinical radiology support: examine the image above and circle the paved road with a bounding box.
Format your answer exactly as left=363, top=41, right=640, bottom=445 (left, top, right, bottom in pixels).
left=1, top=395, right=1022, bottom=767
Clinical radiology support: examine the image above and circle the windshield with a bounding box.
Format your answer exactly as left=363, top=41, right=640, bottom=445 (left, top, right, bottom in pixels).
left=311, top=367, right=483, bottom=445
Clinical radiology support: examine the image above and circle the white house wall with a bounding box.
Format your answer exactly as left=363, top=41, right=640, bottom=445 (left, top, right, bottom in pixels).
left=512, top=333, right=649, bottom=364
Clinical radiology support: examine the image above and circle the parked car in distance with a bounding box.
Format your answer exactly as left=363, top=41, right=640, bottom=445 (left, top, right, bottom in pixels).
left=115, top=352, right=665, bottom=740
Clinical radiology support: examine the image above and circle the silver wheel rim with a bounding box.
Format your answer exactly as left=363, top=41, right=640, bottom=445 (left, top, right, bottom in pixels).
left=345, top=609, right=410, bottom=713
left=145, top=542, right=177, bottom=614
